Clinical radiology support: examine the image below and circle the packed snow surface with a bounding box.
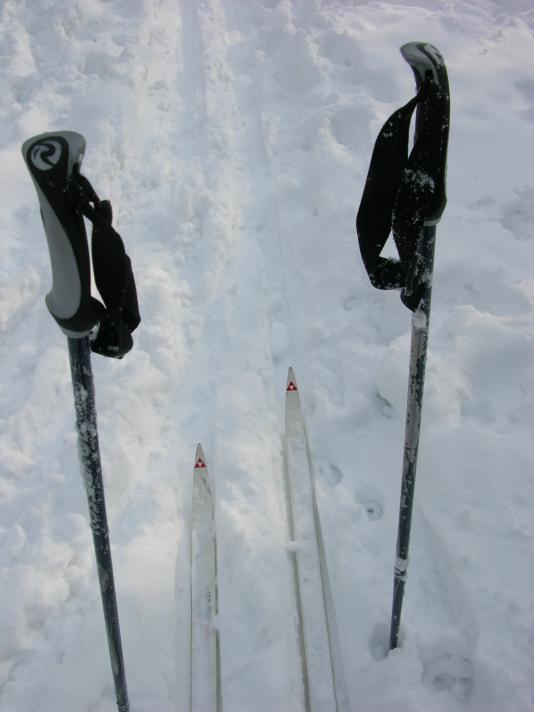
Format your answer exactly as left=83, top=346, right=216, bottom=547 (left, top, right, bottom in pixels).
left=1, top=1, right=534, bottom=710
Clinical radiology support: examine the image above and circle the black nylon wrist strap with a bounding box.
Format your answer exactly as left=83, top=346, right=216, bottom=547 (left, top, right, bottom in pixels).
left=356, top=80, right=439, bottom=311
left=68, top=168, right=141, bottom=358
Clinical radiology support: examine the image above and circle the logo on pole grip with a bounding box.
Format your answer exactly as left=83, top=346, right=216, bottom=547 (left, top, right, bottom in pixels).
left=30, top=140, right=62, bottom=171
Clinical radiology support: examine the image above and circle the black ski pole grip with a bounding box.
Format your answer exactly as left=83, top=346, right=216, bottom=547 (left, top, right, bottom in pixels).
left=400, top=42, right=450, bottom=226
left=22, top=131, right=104, bottom=337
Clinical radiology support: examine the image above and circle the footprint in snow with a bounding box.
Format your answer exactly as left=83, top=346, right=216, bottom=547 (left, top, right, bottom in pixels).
left=422, top=651, right=475, bottom=703
left=355, top=485, right=384, bottom=522
left=500, top=186, right=534, bottom=242
left=325, top=463, right=343, bottom=487
left=362, top=499, right=383, bottom=521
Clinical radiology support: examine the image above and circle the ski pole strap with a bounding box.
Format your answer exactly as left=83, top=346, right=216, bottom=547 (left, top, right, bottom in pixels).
left=356, top=43, right=450, bottom=311
left=68, top=168, right=141, bottom=358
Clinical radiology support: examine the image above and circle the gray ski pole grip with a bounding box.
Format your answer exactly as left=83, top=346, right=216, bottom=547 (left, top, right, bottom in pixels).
left=22, top=131, right=104, bottom=337
left=400, top=42, right=450, bottom=226
left=400, top=42, right=445, bottom=88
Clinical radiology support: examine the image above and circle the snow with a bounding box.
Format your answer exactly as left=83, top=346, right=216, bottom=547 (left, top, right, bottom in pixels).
left=1, top=0, right=534, bottom=710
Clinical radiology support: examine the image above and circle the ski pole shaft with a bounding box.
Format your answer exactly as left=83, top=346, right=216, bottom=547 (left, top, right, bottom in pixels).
left=389, top=224, right=435, bottom=650
left=68, top=336, right=129, bottom=712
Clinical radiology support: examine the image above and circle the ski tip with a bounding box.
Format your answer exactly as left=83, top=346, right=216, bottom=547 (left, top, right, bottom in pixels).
left=194, top=443, right=207, bottom=470
left=286, top=367, right=298, bottom=393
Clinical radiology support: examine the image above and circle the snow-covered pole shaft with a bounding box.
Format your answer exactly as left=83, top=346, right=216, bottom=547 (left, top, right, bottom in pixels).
left=68, top=336, right=129, bottom=712
left=22, top=133, right=130, bottom=711
left=389, top=223, right=435, bottom=651
left=389, top=44, right=450, bottom=651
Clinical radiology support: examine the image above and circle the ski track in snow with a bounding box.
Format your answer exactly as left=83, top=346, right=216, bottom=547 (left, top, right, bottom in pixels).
left=1, top=0, right=534, bottom=711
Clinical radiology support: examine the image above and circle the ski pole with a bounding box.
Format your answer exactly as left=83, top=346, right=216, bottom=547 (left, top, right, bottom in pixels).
left=355, top=43, right=450, bottom=650
left=22, top=131, right=139, bottom=711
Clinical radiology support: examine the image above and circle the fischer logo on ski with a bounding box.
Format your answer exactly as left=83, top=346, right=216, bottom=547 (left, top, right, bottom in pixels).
left=195, top=457, right=207, bottom=469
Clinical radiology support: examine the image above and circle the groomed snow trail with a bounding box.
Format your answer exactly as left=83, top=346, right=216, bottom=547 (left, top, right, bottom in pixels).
left=1, top=1, right=534, bottom=711
left=171, top=1, right=305, bottom=709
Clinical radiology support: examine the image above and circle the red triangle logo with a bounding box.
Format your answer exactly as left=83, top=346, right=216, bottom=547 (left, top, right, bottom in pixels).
left=195, top=457, right=206, bottom=469
left=287, top=381, right=297, bottom=392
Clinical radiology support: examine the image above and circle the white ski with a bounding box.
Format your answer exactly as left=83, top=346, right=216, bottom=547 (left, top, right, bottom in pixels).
left=284, top=368, right=349, bottom=712
left=191, top=444, right=221, bottom=712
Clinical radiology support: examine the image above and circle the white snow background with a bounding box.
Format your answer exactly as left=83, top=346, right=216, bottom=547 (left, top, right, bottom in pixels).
left=1, top=0, right=534, bottom=710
